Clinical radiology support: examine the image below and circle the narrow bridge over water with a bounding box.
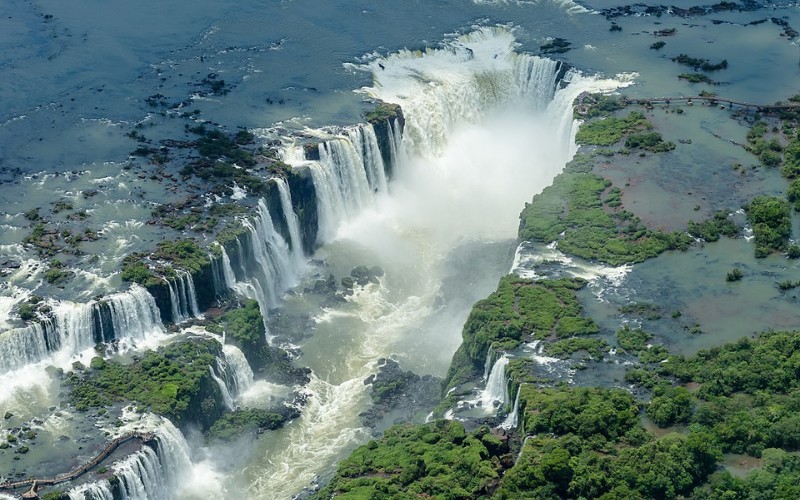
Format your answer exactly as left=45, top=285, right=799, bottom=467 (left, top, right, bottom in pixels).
left=0, top=431, right=156, bottom=499
left=576, top=92, right=800, bottom=114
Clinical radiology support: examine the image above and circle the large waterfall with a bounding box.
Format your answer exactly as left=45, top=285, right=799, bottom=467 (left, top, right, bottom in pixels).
left=481, top=354, right=510, bottom=408
left=0, top=24, right=635, bottom=500
left=165, top=270, right=201, bottom=324
left=287, top=123, right=394, bottom=244
left=0, top=285, right=163, bottom=375
left=238, top=27, right=629, bottom=499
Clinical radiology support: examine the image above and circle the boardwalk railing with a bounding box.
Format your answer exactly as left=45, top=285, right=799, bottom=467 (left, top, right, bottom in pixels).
left=575, top=92, right=800, bottom=115
left=0, top=432, right=155, bottom=496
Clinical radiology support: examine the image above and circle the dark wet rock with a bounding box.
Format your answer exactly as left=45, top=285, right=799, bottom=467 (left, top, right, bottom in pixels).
left=341, top=276, right=354, bottom=288
left=360, top=358, right=442, bottom=429
left=4, top=411, right=12, bottom=420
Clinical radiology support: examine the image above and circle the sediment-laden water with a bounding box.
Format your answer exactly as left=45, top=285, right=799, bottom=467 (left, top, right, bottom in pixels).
left=2, top=1, right=800, bottom=498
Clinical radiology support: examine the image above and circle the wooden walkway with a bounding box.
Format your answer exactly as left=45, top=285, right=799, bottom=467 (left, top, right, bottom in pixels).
left=575, top=92, right=800, bottom=115
left=623, top=96, right=800, bottom=111
left=0, top=432, right=155, bottom=497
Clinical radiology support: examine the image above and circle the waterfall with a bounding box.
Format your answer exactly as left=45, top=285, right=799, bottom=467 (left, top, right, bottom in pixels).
left=482, top=345, right=495, bottom=382
left=500, top=389, right=520, bottom=430
left=219, top=246, right=238, bottom=291
left=274, top=177, right=306, bottom=267
left=215, top=198, right=302, bottom=338
left=165, top=271, right=200, bottom=324
left=0, top=285, right=162, bottom=375
left=388, top=118, right=406, bottom=170
left=222, top=344, right=254, bottom=395
left=69, top=414, right=196, bottom=500
left=105, top=285, right=163, bottom=341
left=0, top=321, right=49, bottom=373
left=305, top=127, right=382, bottom=243
left=246, top=199, right=298, bottom=307
left=345, top=124, right=389, bottom=194
left=210, top=362, right=236, bottom=411
left=50, top=300, right=96, bottom=356
left=480, top=354, right=509, bottom=408
left=114, top=447, right=168, bottom=499
left=68, top=481, right=114, bottom=500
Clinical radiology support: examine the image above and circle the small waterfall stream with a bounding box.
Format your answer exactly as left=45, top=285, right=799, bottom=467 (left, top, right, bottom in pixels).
left=480, top=354, right=509, bottom=408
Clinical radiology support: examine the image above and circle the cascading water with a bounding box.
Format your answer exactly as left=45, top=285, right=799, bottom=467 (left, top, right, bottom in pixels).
left=239, top=26, right=628, bottom=499
left=222, top=344, right=254, bottom=395
left=0, top=321, right=50, bottom=373
left=481, top=354, right=509, bottom=408
left=210, top=363, right=236, bottom=411
left=67, top=416, right=198, bottom=500
left=290, top=123, right=390, bottom=244
left=104, top=285, right=164, bottom=342
left=501, top=388, right=521, bottom=430
left=482, top=345, right=496, bottom=381
left=0, top=285, right=163, bottom=375
left=345, top=124, right=389, bottom=195
left=165, top=270, right=201, bottom=324
left=67, top=480, right=115, bottom=500
left=274, top=177, right=306, bottom=267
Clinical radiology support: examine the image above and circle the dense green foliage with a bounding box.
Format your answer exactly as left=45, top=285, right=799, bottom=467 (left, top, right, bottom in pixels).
left=671, top=54, right=728, bottom=71
left=364, top=103, right=401, bottom=124
left=314, top=421, right=505, bottom=499
left=645, top=331, right=800, bottom=457
left=206, top=408, right=295, bottom=441
left=624, top=131, right=675, bottom=152
left=67, top=339, right=222, bottom=426
left=575, top=93, right=625, bottom=119
left=616, top=325, right=653, bottom=353
left=745, top=195, right=791, bottom=257
left=687, top=211, right=740, bottom=242
left=207, top=299, right=265, bottom=352
left=575, top=111, right=650, bottom=146
left=678, top=73, right=715, bottom=84
left=519, top=155, right=692, bottom=265
left=545, top=337, right=609, bottom=359
left=120, top=253, right=161, bottom=287
left=154, top=238, right=210, bottom=273
left=444, top=276, right=595, bottom=389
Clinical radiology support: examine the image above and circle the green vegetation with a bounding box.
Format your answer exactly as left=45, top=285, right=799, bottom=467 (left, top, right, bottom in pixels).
left=678, top=73, right=715, bottom=84
left=44, top=259, right=72, bottom=285
left=576, top=94, right=626, bottom=119
left=619, top=302, right=662, bottom=320
left=745, top=195, right=791, bottom=257
left=67, top=339, right=223, bottom=427
left=313, top=420, right=505, bottom=499
left=787, top=178, right=800, bottom=210
left=519, top=154, right=692, bottom=266
left=153, top=238, right=209, bottom=273
left=616, top=325, right=653, bottom=353
left=726, top=267, right=743, bottom=282
left=671, top=54, right=728, bottom=71
left=545, top=337, right=609, bottom=359
left=364, top=103, right=401, bottom=124
left=445, top=275, right=595, bottom=389
left=650, top=41, right=666, bottom=50
left=624, top=131, right=676, bottom=152
left=206, top=408, right=296, bottom=441
left=575, top=111, right=650, bottom=146
left=120, top=254, right=160, bottom=287
left=641, top=331, right=800, bottom=460
left=206, top=300, right=265, bottom=353
left=322, top=386, right=726, bottom=500
left=687, top=211, right=740, bottom=241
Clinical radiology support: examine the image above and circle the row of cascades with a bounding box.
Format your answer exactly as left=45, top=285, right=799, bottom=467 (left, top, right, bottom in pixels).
left=0, top=120, right=399, bottom=377
left=1, top=26, right=618, bottom=498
